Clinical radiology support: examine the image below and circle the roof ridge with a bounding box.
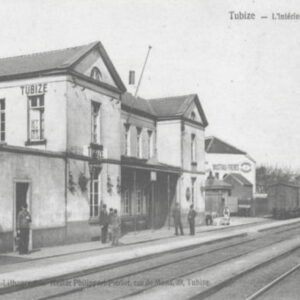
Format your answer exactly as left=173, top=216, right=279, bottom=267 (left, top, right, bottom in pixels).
left=0, top=41, right=96, bottom=61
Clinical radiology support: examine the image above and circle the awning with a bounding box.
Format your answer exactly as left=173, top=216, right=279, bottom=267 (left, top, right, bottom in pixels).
left=121, top=156, right=181, bottom=174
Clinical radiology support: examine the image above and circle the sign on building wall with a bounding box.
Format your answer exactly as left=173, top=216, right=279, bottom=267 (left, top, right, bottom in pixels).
left=21, top=83, right=48, bottom=95
left=212, top=162, right=252, bottom=173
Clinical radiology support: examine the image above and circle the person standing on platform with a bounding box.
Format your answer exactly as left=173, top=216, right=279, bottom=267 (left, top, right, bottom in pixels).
left=188, top=204, right=197, bottom=235
left=172, top=202, right=184, bottom=236
left=17, top=204, right=31, bottom=255
left=108, top=208, right=114, bottom=242
left=99, top=204, right=109, bottom=243
left=111, top=209, right=121, bottom=246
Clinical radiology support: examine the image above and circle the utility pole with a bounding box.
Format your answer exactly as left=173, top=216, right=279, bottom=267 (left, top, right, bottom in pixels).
left=126, top=46, right=152, bottom=124
left=134, top=45, right=152, bottom=98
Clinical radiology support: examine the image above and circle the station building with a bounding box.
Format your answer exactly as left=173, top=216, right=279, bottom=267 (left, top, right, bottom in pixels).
left=0, top=41, right=208, bottom=252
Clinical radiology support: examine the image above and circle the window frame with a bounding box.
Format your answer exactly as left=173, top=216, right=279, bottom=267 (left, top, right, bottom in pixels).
left=28, top=95, right=45, bottom=142
left=89, top=171, right=101, bottom=218
left=136, top=190, right=143, bottom=215
left=191, top=177, right=196, bottom=204
left=0, top=99, right=5, bottom=143
left=124, top=124, right=131, bottom=156
left=191, top=133, right=196, bottom=163
left=91, top=101, right=101, bottom=145
left=147, top=130, right=153, bottom=158
left=191, top=111, right=196, bottom=121
left=123, top=189, right=131, bottom=215
left=90, top=67, right=102, bottom=82
left=136, top=127, right=142, bottom=158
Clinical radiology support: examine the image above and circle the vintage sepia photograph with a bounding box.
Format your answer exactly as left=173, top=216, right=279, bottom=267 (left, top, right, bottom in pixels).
left=0, top=0, right=300, bottom=299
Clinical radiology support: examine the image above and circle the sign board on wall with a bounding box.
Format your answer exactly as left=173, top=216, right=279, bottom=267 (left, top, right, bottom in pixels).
left=212, top=162, right=252, bottom=173
left=21, top=83, right=48, bottom=95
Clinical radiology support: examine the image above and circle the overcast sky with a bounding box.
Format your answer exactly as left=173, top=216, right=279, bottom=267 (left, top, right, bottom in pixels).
left=0, top=0, right=299, bottom=169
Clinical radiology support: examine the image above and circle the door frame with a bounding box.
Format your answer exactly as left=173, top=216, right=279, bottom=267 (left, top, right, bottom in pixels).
left=13, top=179, right=32, bottom=252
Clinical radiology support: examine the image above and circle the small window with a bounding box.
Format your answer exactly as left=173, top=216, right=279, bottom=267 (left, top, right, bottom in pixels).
left=124, top=124, right=131, bottom=156
left=191, top=177, right=196, bottom=204
left=0, top=99, right=5, bottom=142
left=191, top=134, right=196, bottom=162
left=136, top=127, right=142, bottom=158
left=90, top=67, right=102, bottom=81
left=137, top=190, right=143, bottom=214
left=191, top=111, right=196, bottom=121
left=123, top=190, right=131, bottom=215
left=91, top=101, right=101, bottom=144
left=89, top=169, right=101, bottom=218
left=147, top=130, right=153, bottom=158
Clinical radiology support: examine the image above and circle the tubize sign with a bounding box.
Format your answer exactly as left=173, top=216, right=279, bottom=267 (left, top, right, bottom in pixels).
left=21, top=83, right=48, bottom=95
left=212, top=162, right=252, bottom=173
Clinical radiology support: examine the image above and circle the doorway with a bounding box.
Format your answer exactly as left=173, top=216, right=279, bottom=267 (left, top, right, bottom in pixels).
left=14, top=182, right=31, bottom=251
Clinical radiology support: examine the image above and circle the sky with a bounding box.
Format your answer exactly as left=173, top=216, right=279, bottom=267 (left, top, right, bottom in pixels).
left=0, top=0, right=299, bottom=169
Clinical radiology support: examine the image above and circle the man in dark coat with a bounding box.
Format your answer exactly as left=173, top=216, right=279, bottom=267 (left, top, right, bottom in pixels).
left=17, top=204, right=31, bottom=254
left=188, top=204, right=197, bottom=235
left=99, top=204, right=109, bottom=243
left=172, top=202, right=184, bottom=236
left=108, top=208, right=114, bottom=241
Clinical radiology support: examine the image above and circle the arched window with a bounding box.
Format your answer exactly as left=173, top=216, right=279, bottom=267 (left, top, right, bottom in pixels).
left=90, top=67, right=102, bottom=81
left=191, top=111, right=196, bottom=121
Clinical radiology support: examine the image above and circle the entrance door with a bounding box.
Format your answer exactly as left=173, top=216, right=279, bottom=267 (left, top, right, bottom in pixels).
left=14, top=182, right=31, bottom=251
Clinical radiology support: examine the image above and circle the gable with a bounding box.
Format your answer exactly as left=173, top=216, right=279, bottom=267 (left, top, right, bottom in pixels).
left=183, top=95, right=208, bottom=127
left=72, top=48, right=118, bottom=88
left=184, top=100, right=204, bottom=124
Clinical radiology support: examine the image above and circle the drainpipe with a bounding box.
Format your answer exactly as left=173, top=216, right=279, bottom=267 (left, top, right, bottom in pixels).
left=167, top=174, right=170, bottom=229
left=64, top=155, right=68, bottom=242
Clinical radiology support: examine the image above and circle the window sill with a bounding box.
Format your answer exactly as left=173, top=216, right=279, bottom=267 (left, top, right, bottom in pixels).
left=90, top=143, right=103, bottom=150
left=25, top=139, right=47, bottom=146
left=0, top=142, right=7, bottom=146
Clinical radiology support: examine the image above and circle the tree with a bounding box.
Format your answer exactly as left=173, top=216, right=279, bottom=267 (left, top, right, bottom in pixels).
left=256, top=165, right=299, bottom=193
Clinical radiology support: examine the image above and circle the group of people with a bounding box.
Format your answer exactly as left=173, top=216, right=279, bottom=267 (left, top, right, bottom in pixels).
left=99, top=205, right=121, bottom=246
left=205, top=206, right=231, bottom=226
left=172, top=203, right=197, bottom=236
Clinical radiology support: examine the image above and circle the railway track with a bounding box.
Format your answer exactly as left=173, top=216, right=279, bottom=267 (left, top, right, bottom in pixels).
left=2, top=223, right=300, bottom=300
left=246, top=264, right=300, bottom=300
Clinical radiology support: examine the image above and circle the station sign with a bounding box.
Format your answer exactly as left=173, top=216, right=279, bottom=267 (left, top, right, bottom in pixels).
left=212, top=162, right=252, bottom=173
left=21, top=83, right=48, bottom=95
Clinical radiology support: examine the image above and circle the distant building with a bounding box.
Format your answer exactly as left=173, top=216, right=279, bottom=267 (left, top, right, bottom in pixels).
left=205, top=136, right=256, bottom=194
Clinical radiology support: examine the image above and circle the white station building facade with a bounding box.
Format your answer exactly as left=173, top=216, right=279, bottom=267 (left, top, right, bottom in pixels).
left=0, top=41, right=209, bottom=253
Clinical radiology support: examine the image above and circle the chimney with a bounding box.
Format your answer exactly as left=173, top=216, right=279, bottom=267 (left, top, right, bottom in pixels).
left=129, top=70, right=135, bottom=85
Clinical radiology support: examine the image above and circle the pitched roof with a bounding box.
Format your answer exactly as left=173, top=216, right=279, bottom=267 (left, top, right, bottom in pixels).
left=121, top=92, right=156, bottom=117
left=123, top=93, right=208, bottom=126
left=148, top=94, right=195, bottom=117
left=224, top=173, right=253, bottom=186
left=0, top=41, right=126, bottom=92
left=205, top=136, right=246, bottom=155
